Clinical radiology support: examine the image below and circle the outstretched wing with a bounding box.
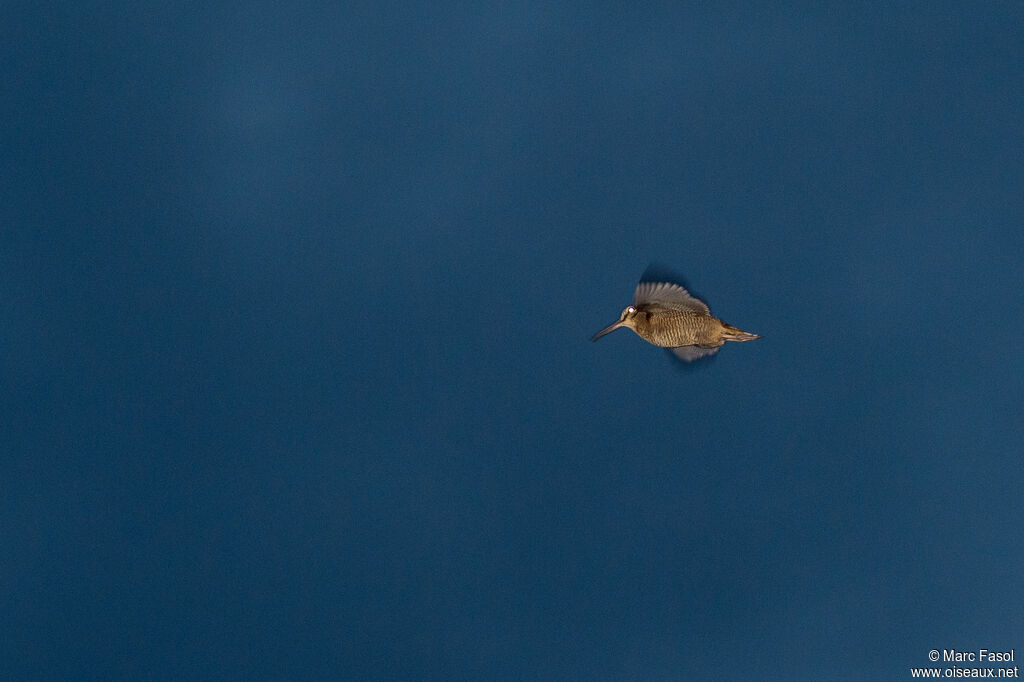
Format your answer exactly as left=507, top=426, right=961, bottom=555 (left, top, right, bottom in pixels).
left=670, top=345, right=720, bottom=362
left=633, top=281, right=710, bottom=314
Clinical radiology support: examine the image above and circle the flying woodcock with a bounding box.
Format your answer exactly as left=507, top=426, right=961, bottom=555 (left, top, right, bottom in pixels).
left=591, top=278, right=760, bottom=362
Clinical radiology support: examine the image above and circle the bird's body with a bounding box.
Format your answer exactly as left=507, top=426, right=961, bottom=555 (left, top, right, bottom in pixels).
left=591, top=279, right=759, bottom=361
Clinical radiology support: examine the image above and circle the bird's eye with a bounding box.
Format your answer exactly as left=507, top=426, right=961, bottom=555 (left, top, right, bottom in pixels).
left=627, top=306, right=636, bottom=314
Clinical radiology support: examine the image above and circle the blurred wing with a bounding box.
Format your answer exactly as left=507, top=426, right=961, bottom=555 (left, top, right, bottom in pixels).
left=670, top=345, right=720, bottom=362
left=633, top=281, right=710, bottom=314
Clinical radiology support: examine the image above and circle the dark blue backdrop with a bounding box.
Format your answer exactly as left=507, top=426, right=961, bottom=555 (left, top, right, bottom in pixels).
left=3, top=2, right=1022, bottom=679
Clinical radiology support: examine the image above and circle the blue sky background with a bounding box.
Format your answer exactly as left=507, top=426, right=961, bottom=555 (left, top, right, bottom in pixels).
left=3, top=2, right=1022, bottom=679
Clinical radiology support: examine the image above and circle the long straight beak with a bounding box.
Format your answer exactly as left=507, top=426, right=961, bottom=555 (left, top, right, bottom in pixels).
left=590, top=321, right=624, bottom=342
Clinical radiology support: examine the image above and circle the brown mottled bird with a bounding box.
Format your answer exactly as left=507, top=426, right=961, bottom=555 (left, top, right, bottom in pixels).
left=591, top=279, right=760, bottom=361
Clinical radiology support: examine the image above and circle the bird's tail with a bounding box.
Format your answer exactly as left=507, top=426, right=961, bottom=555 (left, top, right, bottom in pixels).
left=721, top=323, right=760, bottom=342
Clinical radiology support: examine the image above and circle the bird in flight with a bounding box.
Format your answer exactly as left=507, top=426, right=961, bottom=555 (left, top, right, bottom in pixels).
left=591, top=275, right=760, bottom=362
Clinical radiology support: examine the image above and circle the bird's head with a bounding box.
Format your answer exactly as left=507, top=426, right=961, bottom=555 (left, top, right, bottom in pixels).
left=591, top=305, right=640, bottom=342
